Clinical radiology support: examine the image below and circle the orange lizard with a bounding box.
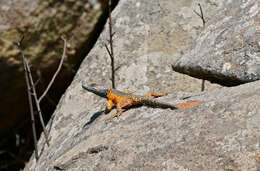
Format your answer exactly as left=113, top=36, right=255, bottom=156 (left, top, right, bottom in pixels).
left=82, top=85, right=200, bottom=120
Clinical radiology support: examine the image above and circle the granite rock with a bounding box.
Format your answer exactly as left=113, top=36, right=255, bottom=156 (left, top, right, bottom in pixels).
left=24, top=0, right=260, bottom=170
left=172, top=0, right=260, bottom=86
left=25, top=69, right=260, bottom=171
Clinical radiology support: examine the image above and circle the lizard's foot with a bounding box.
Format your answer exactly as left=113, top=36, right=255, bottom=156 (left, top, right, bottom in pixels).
left=108, top=111, right=123, bottom=121
left=104, top=113, right=118, bottom=123
left=110, top=113, right=117, bottom=120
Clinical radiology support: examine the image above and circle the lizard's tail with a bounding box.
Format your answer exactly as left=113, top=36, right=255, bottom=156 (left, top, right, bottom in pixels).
left=140, top=97, right=178, bottom=109
left=140, top=97, right=200, bottom=110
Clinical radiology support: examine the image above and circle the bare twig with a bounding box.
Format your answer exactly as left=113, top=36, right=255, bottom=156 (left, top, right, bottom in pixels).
left=16, top=36, right=67, bottom=161
left=39, top=37, right=67, bottom=102
left=107, top=0, right=115, bottom=89
left=27, top=37, right=67, bottom=146
left=17, top=36, right=39, bottom=160
left=104, top=43, right=116, bottom=88
left=194, top=3, right=206, bottom=91
left=201, top=79, right=205, bottom=91
left=193, top=3, right=206, bottom=27
left=114, top=65, right=121, bottom=72
left=24, top=58, right=49, bottom=146
left=34, top=69, right=42, bottom=86
left=104, top=43, right=112, bottom=57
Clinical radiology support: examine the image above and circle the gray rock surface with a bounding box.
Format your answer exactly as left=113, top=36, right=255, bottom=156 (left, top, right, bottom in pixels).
left=77, top=0, right=224, bottom=93
left=24, top=0, right=260, bottom=170
left=25, top=74, right=260, bottom=171
left=172, top=0, right=260, bottom=86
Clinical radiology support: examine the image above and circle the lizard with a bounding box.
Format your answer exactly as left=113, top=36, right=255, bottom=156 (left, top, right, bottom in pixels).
left=82, top=85, right=200, bottom=120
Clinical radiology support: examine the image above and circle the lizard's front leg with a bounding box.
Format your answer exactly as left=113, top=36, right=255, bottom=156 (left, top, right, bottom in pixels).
left=103, top=99, right=114, bottom=115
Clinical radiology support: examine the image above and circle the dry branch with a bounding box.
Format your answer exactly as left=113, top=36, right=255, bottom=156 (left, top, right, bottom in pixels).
left=16, top=36, right=67, bottom=160
left=106, top=0, right=116, bottom=89
left=24, top=58, right=49, bottom=146
left=194, top=3, right=206, bottom=91
left=39, top=37, right=67, bottom=102
left=17, top=36, right=39, bottom=160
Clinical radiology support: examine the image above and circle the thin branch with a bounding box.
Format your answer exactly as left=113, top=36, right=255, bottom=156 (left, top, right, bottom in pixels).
left=25, top=58, right=49, bottom=146
left=104, top=43, right=112, bottom=57
left=16, top=36, right=67, bottom=161
left=193, top=3, right=206, bottom=27
left=39, top=37, right=67, bottom=102
left=104, top=43, right=115, bottom=87
left=17, top=36, right=39, bottom=160
left=34, top=69, right=42, bottom=86
left=198, top=4, right=205, bottom=26
left=194, top=3, right=206, bottom=91
left=114, top=65, right=121, bottom=72
left=108, top=0, right=115, bottom=89
left=193, top=10, right=201, bottom=19
left=201, top=80, right=205, bottom=91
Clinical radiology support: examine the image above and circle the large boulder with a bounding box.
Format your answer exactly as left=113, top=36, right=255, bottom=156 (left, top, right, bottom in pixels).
left=172, top=0, right=260, bottom=86
left=24, top=0, right=260, bottom=170
left=25, top=65, right=260, bottom=171
left=69, top=0, right=225, bottom=95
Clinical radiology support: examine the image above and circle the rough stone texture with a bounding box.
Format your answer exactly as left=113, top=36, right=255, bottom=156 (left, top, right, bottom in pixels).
left=72, top=0, right=225, bottom=95
left=172, top=0, right=260, bottom=86
left=24, top=0, right=260, bottom=170
left=25, top=71, right=260, bottom=171
left=0, top=0, right=116, bottom=135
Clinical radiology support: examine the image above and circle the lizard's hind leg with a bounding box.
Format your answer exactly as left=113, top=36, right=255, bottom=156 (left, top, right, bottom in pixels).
left=110, top=99, right=133, bottom=120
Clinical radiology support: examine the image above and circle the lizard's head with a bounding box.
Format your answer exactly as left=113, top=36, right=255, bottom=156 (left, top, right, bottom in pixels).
left=82, top=85, right=108, bottom=98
